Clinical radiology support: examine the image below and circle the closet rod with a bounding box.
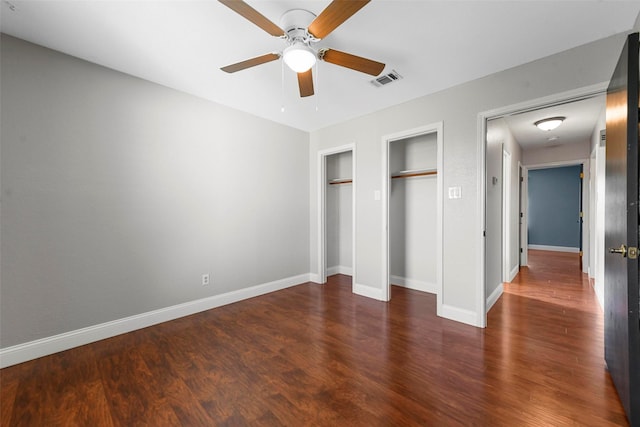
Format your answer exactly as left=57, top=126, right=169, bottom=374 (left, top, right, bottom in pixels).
left=391, top=169, right=437, bottom=179
left=328, top=178, right=353, bottom=185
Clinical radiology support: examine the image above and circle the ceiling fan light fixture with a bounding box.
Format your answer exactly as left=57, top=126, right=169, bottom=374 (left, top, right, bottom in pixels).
left=534, top=116, right=565, bottom=131
left=283, top=44, right=316, bottom=73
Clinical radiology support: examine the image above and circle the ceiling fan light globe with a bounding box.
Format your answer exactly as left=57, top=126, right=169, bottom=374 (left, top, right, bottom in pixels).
left=283, top=45, right=316, bottom=73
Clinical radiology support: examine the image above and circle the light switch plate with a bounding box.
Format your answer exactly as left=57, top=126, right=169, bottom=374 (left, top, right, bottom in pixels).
left=448, top=186, right=462, bottom=199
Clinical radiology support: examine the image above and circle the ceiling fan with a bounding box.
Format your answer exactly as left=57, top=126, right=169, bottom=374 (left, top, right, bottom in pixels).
left=219, top=0, right=385, bottom=98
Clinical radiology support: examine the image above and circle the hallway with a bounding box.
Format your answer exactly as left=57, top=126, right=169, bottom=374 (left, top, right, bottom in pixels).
left=487, top=249, right=626, bottom=425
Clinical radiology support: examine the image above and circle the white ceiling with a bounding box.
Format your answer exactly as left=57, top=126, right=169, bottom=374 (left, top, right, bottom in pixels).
left=1, top=1, right=638, bottom=132
left=503, top=95, right=605, bottom=150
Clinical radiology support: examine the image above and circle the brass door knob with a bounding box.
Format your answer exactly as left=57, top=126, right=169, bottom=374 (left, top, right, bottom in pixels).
left=609, top=244, right=627, bottom=257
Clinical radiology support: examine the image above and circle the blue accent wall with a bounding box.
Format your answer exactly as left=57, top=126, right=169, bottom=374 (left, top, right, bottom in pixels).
left=528, top=165, right=581, bottom=248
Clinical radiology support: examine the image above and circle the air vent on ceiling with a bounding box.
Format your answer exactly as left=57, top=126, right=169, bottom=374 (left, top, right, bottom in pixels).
left=599, top=129, right=606, bottom=147
left=371, top=70, right=403, bottom=88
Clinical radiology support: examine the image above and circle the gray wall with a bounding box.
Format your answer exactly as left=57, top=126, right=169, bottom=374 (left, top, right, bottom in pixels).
left=309, top=32, right=628, bottom=323
left=1, top=35, right=310, bottom=348
left=528, top=166, right=582, bottom=248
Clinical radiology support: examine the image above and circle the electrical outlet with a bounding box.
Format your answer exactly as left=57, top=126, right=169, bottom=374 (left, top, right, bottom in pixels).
left=202, top=274, right=210, bottom=286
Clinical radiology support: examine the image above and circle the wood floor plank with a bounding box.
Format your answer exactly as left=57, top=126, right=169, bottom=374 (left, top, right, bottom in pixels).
left=0, top=250, right=630, bottom=425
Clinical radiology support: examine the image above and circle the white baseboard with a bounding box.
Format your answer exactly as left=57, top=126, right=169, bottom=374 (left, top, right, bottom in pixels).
left=353, top=283, right=385, bottom=301
left=528, top=244, right=580, bottom=253
left=440, top=304, right=479, bottom=327
left=486, top=283, right=504, bottom=312
left=509, top=265, right=519, bottom=282
left=0, top=273, right=311, bottom=369
left=390, top=275, right=437, bottom=294
left=327, top=265, right=353, bottom=277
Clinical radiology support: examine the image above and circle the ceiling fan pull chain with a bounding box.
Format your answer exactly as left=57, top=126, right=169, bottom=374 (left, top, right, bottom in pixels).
left=281, top=59, right=285, bottom=113
left=315, top=61, right=319, bottom=112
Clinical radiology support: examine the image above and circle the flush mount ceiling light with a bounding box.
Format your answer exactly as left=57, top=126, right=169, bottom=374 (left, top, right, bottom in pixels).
left=283, top=43, right=316, bottom=73
left=534, top=116, right=565, bottom=131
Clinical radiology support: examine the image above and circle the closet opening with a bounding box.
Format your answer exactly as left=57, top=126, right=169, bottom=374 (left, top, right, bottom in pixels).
left=381, top=123, right=443, bottom=314
left=318, top=145, right=356, bottom=290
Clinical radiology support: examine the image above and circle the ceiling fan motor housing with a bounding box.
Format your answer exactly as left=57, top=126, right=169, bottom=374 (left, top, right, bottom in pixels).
left=280, top=9, right=317, bottom=45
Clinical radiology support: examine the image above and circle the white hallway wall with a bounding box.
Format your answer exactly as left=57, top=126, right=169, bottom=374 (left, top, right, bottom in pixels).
left=0, top=35, right=310, bottom=350
left=503, top=124, right=523, bottom=279
left=591, top=109, right=607, bottom=309
left=309, top=32, right=629, bottom=326
left=485, top=118, right=522, bottom=305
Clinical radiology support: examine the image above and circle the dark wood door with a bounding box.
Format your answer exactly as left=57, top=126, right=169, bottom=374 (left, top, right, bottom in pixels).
left=605, top=31, right=640, bottom=427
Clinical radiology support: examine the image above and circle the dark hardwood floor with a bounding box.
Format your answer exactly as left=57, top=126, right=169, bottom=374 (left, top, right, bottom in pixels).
left=1, top=250, right=628, bottom=426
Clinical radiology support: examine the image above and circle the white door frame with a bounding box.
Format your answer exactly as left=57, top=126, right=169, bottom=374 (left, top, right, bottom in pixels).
left=502, top=149, right=512, bottom=282
left=317, top=144, right=356, bottom=288
left=477, top=82, right=606, bottom=327
left=521, top=159, right=589, bottom=262
left=519, top=161, right=527, bottom=267
left=381, top=123, right=443, bottom=315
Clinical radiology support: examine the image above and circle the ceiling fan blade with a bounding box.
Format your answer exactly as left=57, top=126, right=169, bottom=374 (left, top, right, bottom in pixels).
left=321, top=49, right=385, bottom=76
left=218, top=0, right=285, bottom=37
left=308, top=0, right=370, bottom=40
left=298, top=69, right=314, bottom=97
left=221, top=53, right=280, bottom=73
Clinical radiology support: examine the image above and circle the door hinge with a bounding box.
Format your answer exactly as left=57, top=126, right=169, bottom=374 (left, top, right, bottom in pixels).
left=520, top=212, right=523, bottom=218
left=628, top=246, right=638, bottom=259
left=579, top=211, right=584, bottom=218
left=579, top=172, right=584, bottom=179
left=579, top=250, right=583, bottom=257
left=520, top=176, right=524, bottom=182
left=520, top=248, right=523, bottom=253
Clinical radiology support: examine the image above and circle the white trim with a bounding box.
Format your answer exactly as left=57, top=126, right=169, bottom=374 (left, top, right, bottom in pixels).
left=502, top=149, right=511, bottom=283
left=528, top=244, right=580, bottom=253
left=477, top=82, right=607, bottom=329
left=477, top=114, right=488, bottom=327
left=317, top=152, right=327, bottom=285
left=317, top=144, right=356, bottom=289
left=519, top=161, right=528, bottom=267
left=523, top=159, right=590, bottom=274
left=0, top=273, right=311, bottom=368
left=486, top=283, right=504, bottom=312
left=440, top=304, right=478, bottom=327
left=390, top=275, right=438, bottom=294
left=353, top=283, right=385, bottom=301
left=327, top=265, right=353, bottom=276
left=381, top=134, right=391, bottom=302
left=381, top=122, right=443, bottom=312
left=509, top=264, right=519, bottom=282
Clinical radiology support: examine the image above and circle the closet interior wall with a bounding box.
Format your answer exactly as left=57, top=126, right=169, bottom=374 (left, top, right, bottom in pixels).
left=389, top=133, right=438, bottom=293
left=326, top=151, right=353, bottom=277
